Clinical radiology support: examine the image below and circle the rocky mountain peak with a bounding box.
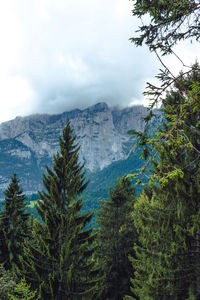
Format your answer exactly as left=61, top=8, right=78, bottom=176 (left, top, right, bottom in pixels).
left=89, top=102, right=109, bottom=112
left=0, top=102, right=149, bottom=193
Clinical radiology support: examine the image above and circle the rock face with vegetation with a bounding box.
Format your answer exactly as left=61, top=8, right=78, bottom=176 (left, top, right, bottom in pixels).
left=0, top=102, right=148, bottom=194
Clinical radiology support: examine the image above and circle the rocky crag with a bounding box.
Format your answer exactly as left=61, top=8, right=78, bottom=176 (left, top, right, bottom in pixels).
left=0, top=102, right=148, bottom=194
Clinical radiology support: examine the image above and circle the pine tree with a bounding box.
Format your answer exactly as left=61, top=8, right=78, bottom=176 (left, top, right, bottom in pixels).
left=130, top=69, right=200, bottom=299
left=96, top=177, right=137, bottom=300
left=20, top=121, right=97, bottom=300
left=0, top=173, right=30, bottom=271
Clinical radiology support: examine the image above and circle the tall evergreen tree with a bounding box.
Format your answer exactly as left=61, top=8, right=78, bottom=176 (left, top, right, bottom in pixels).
left=130, top=69, right=200, bottom=299
left=0, top=173, right=30, bottom=271
left=20, top=121, right=97, bottom=300
left=96, top=177, right=137, bottom=300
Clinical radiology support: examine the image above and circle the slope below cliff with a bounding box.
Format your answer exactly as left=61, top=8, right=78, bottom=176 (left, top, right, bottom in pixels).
left=0, top=102, right=149, bottom=194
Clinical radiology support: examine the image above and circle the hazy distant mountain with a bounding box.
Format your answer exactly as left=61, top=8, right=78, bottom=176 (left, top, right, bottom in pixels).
left=0, top=102, right=151, bottom=194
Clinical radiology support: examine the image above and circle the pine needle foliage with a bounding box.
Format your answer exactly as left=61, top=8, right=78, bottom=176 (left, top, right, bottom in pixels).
left=8, top=278, right=38, bottom=300
left=130, top=70, right=200, bottom=299
left=129, top=1, right=200, bottom=297
left=20, top=122, right=97, bottom=300
left=0, top=264, right=17, bottom=300
left=96, top=177, right=138, bottom=300
left=0, top=173, right=30, bottom=271
left=131, top=0, right=200, bottom=54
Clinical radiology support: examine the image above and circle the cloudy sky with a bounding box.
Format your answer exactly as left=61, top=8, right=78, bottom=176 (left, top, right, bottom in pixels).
left=0, top=0, right=199, bottom=124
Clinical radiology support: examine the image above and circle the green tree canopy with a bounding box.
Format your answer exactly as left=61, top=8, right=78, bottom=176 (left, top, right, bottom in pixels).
left=8, top=278, right=38, bottom=300
left=96, top=177, right=138, bottom=300
left=20, top=122, right=97, bottom=300
left=0, top=174, right=30, bottom=271
left=0, top=265, right=17, bottom=300
left=130, top=69, right=200, bottom=299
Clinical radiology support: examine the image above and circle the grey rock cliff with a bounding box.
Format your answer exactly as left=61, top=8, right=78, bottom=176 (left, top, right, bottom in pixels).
left=0, top=102, right=148, bottom=193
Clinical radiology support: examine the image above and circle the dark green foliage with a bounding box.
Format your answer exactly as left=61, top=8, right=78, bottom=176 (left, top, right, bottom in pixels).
left=131, top=70, right=200, bottom=299
left=23, top=147, right=147, bottom=230
left=96, top=177, right=138, bottom=300
left=130, top=0, right=200, bottom=115
left=25, top=194, right=42, bottom=222
left=20, top=122, right=97, bottom=299
left=129, top=2, right=200, bottom=298
left=25, top=126, right=160, bottom=228
left=8, top=278, right=38, bottom=300
left=25, top=147, right=147, bottom=228
left=131, top=0, right=200, bottom=54
left=0, top=174, right=30, bottom=271
left=0, top=265, right=17, bottom=300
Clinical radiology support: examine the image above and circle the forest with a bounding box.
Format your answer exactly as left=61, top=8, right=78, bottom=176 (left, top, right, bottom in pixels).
left=0, top=0, right=200, bottom=299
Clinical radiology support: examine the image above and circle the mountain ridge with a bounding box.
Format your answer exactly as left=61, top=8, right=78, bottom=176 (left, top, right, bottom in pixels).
left=0, top=102, right=149, bottom=194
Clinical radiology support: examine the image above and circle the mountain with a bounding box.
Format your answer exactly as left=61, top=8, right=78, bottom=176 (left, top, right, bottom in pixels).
left=0, top=102, right=150, bottom=195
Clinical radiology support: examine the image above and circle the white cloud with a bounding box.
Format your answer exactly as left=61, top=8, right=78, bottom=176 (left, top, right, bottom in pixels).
left=0, top=0, right=198, bottom=123
left=0, top=75, right=36, bottom=122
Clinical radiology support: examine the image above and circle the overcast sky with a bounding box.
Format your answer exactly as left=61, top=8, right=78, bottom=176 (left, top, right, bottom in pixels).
left=0, top=0, right=199, bottom=124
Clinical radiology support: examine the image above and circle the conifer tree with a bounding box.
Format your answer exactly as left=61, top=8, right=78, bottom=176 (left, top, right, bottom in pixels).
left=0, top=173, right=30, bottom=271
left=20, top=121, right=97, bottom=300
left=96, top=177, right=137, bottom=300
left=130, top=69, right=200, bottom=299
